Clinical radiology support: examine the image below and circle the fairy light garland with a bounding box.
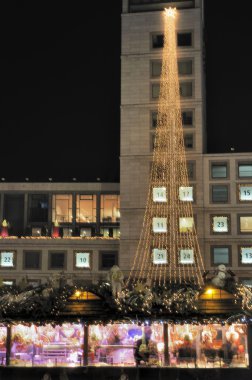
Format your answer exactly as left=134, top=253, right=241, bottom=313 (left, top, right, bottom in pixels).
left=126, top=8, right=205, bottom=289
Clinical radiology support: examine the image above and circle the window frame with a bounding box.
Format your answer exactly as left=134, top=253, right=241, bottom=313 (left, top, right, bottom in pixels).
left=210, top=161, right=229, bottom=180
left=99, top=251, right=118, bottom=271
left=210, top=214, right=231, bottom=235
left=238, top=214, right=252, bottom=234
left=184, top=132, right=195, bottom=150
left=0, top=250, right=17, bottom=270
left=181, top=109, right=194, bottom=128
left=74, top=250, right=92, bottom=271
left=23, top=250, right=42, bottom=270
left=48, top=251, right=67, bottom=270
left=210, top=184, right=229, bottom=204
left=177, top=30, right=194, bottom=48
left=210, top=245, right=232, bottom=266
left=237, top=161, right=252, bottom=179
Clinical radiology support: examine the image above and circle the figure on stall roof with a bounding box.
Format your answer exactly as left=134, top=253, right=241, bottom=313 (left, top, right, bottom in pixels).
left=134, top=326, right=152, bottom=366
left=107, top=265, right=124, bottom=298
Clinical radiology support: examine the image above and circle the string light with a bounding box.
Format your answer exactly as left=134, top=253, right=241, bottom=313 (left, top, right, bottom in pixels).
left=126, top=8, right=205, bottom=288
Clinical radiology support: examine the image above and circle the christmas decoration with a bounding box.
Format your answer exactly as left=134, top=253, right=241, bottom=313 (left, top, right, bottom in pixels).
left=1, top=219, right=9, bottom=237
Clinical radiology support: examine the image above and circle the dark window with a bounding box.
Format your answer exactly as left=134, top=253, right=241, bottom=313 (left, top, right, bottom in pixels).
left=177, top=32, right=192, bottom=47
left=99, top=251, right=118, bottom=270
left=152, top=34, right=164, bottom=49
left=24, top=251, right=41, bottom=270
left=4, top=194, right=24, bottom=236
left=49, top=252, right=66, bottom=269
left=151, top=83, right=160, bottom=99
left=238, top=164, right=252, bottom=178
left=212, top=247, right=230, bottom=265
left=179, top=82, right=193, bottom=97
left=178, top=60, right=193, bottom=75
left=28, top=194, right=49, bottom=223
left=151, top=111, right=158, bottom=128
left=187, top=161, right=195, bottom=180
left=211, top=164, right=227, bottom=178
left=182, top=110, right=193, bottom=126
left=184, top=134, right=194, bottom=149
left=212, top=185, right=228, bottom=203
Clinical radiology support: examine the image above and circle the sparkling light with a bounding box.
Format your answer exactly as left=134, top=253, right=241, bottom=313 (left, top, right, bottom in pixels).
left=126, top=8, right=205, bottom=288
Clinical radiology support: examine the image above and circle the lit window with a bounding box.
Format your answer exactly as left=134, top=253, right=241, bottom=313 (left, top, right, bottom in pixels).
left=211, top=164, right=227, bottom=178
left=179, top=217, right=194, bottom=233
left=179, top=187, right=193, bottom=201
left=0, top=251, right=15, bottom=268
left=212, top=247, right=230, bottom=265
left=240, top=247, right=252, bottom=264
left=239, top=185, right=252, bottom=201
left=212, top=185, right=228, bottom=203
left=153, top=249, right=167, bottom=264
left=52, top=194, right=72, bottom=223
left=153, top=187, right=167, bottom=202
left=80, top=228, right=92, bottom=237
left=238, top=164, right=252, bottom=178
left=75, top=251, right=91, bottom=269
left=31, top=227, right=42, bottom=237
left=179, top=249, right=194, bottom=264
left=239, top=216, right=252, bottom=233
left=177, top=32, right=192, bottom=47
left=212, top=216, right=229, bottom=233
left=63, top=227, right=73, bottom=237
left=100, top=195, right=120, bottom=223
left=76, top=194, right=96, bottom=223
left=153, top=217, right=167, bottom=233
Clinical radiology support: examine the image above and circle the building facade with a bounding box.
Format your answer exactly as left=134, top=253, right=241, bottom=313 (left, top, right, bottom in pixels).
left=0, top=182, right=120, bottom=285
left=120, top=0, right=252, bottom=285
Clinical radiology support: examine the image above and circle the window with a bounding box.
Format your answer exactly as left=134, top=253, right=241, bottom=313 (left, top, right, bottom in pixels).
left=63, top=227, right=73, bottom=237
left=212, top=216, right=229, bottom=233
left=238, top=163, right=252, bottom=178
left=184, top=134, right=194, bottom=149
left=100, top=195, right=120, bottom=223
left=76, top=194, right=97, bottom=223
left=23, top=251, right=41, bottom=270
left=151, top=33, right=164, bottom=49
left=100, top=227, right=120, bottom=238
left=182, top=110, right=193, bottom=127
left=178, top=60, right=193, bottom=75
left=211, top=247, right=231, bottom=265
left=179, top=82, right=193, bottom=97
left=151, top=83, right=160, bottom=99
left=177, top=32, right=192, bottom=47
left=52, top=194, right=72, bottom=223
left=49, top=252, right=66, bottom=270
left=74, top=251, right=91, bottom=269
left=239, top=185, right=252, bottom=201
left=31, top=227, right=42, bottom=237
left=211, top=185, right=229, bottom=203
left=151, top=111, right=158, bottom=128
left=240, top=247, right=252, bottom=264
left=99, top=251, right=118, bottom=270
left=239, top=216, right=252, bottom=233
left=240, top=278, right=252, bottom=287
left=211, top=163, right=228, bottom=179
left=179, top=217, right=194, bottom=233
left=0, top=251, right=16, bottom=269
left=151, top=61, right=162, bottom=77
left=80, top=228, right=92, bottom=237
left=153, top=217, right=167, bottom=233
left=28, top=194, right=49, bottom=223
left=187, top=161, right=195, bottom=180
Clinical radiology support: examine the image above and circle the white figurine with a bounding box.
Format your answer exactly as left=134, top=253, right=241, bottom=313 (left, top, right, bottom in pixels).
left=211, top=264, right=227, bottom=288
left=107, top=265, right=124, bottom=298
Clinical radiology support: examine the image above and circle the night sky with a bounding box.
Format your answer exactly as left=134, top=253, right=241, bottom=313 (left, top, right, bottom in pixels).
left=0, top=1, right=251, bottom=182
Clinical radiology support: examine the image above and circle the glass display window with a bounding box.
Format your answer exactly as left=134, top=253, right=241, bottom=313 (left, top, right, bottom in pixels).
left=88, top=323, right=164, bottom=367
left=76, top=195, right=97, bottom=223
left=100, top=195, right=120, bottom=223
left=52, top=194, right=73, bottom=223
left=10, top=323, right=84, bottom=367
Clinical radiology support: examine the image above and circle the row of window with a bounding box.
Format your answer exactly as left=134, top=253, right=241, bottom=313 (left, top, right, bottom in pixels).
left=151, top=110, right=194, bottom=128
left=152, top=31, right=193, bottom=49
left=150, top=215, right=252, bottom=234
left=151, top=81, right=194, bottom=99
left=151, top=59, right=193, bottom=78
left=151, top=132, right=194, bottom=150
left=212, top=246, right=252, bottom=267
left=0, top=249, right=118, bottom=273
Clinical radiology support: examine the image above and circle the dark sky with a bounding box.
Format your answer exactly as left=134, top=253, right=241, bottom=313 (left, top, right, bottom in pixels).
left=0, top=1, right=251, bottom=182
